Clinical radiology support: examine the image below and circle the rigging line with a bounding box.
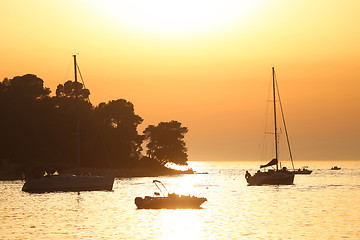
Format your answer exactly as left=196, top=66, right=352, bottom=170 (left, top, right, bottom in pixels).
left=74, top=59, right=113, bottom=169
left=274, top=71, right=295, bottom=171
left=154, top=182, right=166, bottom=197
left=261, top=78, right=272, bottom=162
left=76, top=63, right=86, bottom=89
left=75, top=63, right=90, bottom=102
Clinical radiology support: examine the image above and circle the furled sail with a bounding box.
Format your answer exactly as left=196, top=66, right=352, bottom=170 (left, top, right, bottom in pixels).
left=260, top=158, right=278, bottom=168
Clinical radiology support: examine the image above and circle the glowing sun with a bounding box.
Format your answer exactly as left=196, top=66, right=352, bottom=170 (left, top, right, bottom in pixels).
left=87, top=0, right=265, bottom=36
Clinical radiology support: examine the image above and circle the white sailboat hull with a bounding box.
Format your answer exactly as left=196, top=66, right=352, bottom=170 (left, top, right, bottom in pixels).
left=22, top=174, right=114, bottom=193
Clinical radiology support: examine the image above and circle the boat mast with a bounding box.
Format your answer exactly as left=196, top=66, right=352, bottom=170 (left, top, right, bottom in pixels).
left=275, top=75, right=295, bottom=170
left=73, top=55, right=80, bottom=167
left=272, top=67, right=279, bottom=171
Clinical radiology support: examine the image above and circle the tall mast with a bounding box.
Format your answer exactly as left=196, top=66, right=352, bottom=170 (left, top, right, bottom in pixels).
left=73, top=55, right=80, bottom=167
left=276, top=75, right=295, bottom=170
left=272, top=67, right=279, bottom=170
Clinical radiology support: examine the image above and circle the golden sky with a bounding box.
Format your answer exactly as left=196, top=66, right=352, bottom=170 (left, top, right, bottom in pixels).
left=1, top=0, right=359, bottom=161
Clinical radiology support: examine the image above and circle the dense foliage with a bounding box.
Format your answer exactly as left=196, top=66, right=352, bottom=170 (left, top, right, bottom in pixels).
left=0, top=74, right=188, bottom=173
left=143, top=121, right=188, bottom=166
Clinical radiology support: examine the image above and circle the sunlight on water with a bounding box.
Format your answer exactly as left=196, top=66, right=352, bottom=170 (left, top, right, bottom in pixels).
left=0, top=161, right=359, bottom=239
left=158, top=210, right=202, bottom=240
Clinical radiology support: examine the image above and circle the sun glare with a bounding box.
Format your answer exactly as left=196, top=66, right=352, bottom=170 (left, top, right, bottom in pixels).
left=160, top=210, right=202, bottom=240
left=86, top=0, right=265, bottom=36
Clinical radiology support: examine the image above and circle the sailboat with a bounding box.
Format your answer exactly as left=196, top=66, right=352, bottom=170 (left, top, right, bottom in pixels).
left=245, top=67, right=295, bottom=185
left=22, top=55, right=115, bottom=193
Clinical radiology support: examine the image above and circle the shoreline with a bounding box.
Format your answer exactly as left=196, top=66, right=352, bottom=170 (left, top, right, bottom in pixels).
left=0, top=166, right=194, bottom=181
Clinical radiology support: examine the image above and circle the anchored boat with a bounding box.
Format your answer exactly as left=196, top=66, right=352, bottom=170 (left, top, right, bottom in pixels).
left=135, top=180, right=207, bottom=209
left=294, top=166, right=313, bottom=175
left=330, top=166, right=341, bottom=170
left=245, top=67, right=295, bottom=185
left=22, top=55, right=114, bottom=193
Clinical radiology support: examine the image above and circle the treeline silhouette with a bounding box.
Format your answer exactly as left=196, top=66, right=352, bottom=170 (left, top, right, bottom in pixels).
left=0, top=74, right=189, bottom=179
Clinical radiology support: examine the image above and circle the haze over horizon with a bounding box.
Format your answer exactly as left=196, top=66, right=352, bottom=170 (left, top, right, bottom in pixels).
left=1, top=0, right=359, bottom=162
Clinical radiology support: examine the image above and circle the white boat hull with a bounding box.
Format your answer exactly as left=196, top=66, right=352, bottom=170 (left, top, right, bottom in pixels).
left=135, top=195, right=207, bottom=209
left=22, top=174, right=114, bottom=193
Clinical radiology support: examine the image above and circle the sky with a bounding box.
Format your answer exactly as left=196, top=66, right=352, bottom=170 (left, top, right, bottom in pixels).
left=1, top=0, right=359, bottom=162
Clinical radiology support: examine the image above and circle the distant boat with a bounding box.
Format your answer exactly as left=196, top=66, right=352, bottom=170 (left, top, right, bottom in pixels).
left=245, top=67, right=295, bottom=185
left=330, top=166, right=341, bottom=170
left=22, top=55, right=114, bottom=193
left=294, top=166, right=313, bottom=175
left=135, top=180, right=207, bottom=209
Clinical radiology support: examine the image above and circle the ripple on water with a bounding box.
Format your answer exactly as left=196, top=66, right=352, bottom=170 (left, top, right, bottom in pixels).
left=0, top=161, right=360, bottom=239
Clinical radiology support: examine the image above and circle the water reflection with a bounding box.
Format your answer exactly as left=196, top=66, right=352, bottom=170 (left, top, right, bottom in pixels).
left=159, top=210, right=202, bottom=240
left=0, top=161, right=359, bottom=239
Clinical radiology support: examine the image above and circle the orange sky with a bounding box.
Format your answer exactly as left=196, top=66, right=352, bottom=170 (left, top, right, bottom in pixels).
left=1, top=0, right=359, bottom=162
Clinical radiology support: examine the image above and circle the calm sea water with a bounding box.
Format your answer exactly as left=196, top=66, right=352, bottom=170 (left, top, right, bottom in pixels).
left=1, top=161, right=359, bottom=240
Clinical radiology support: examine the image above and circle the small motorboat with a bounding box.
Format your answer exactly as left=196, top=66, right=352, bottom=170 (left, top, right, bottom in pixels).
left=135, top=180, right=207, bottom=209
left=330, top=166, right=341, bottom=170
left=293, top=166, right=313, bottom=175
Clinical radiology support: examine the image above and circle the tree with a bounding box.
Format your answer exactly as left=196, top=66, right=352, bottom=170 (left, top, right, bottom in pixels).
left=53, top=80, right=94, bottom=166
left=56, top=80, right=90, bottom=100
left=143, top=120, right=188, bottom=166
left=3, top=74, right=51, bottom=100
left=0, top=74, right=52, bottom=165
left=94, top=99, right=144, bottom=167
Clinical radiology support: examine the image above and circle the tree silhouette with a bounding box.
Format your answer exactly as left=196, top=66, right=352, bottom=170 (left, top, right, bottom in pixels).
left=53, top=80, right=94, bottom=166
left=143, top=121, right=188, bottom=166
left=3, top=74, right=51, bottom=100
left=56, top=80, right=90, bottom=100
left=0, top=74, right=191, bottom=179
left=0, top=74, right=52, bottom=165
left=94, top=99, right=144, bottom=168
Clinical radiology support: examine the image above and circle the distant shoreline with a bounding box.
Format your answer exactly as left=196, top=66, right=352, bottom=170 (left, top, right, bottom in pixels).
left=0, top=166, right=194, bottom=181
